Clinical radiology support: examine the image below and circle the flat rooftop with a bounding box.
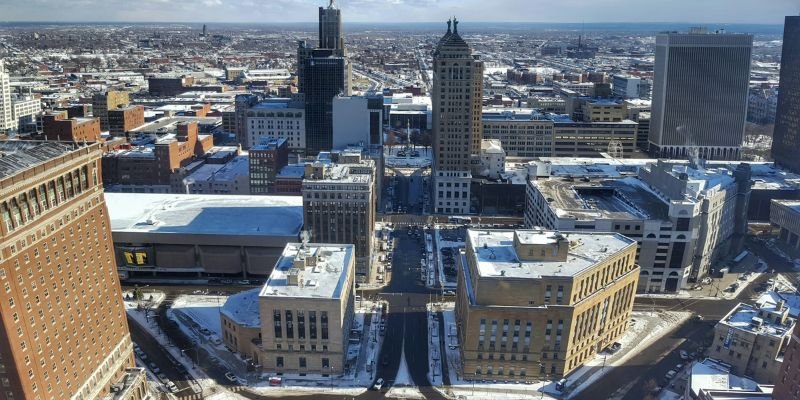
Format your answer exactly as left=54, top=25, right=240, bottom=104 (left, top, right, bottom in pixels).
left=720, top=303, right=793, bottom=339
left=260, top=243, right=352, bottom=299
left=0, top=141, right=84, bottom=179
left=467, top=229, right=635, bottom=279
left=106, top=193, right=303, bottom=237
left=771, top=199, right=800, bottom=213
left=304, top=163, right=373, bottom=185
left=531, top=176, right=670, bottom=220
left=129, top=116, right=221, bottom=134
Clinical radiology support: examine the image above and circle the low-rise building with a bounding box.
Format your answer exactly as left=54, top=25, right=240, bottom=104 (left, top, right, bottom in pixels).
left=92, top=90, right=131, bottom=131
left=42, top=111, right=101, bottom=142
left=246, top=99, right=306, bottom=152
left=221, top=242, right=355, bottom=374
left=183, top=155, right=250, bottom=195
left=774, top=323, right=800, bottom=400
left=108, top=105, right=145, bottom=136
left=480, top=139, right=505, bottom=180
left=106, top=193, right=303, bottom=280
left=456, top=229, right=639, bottom=380
left=250, top=138, right=290, bottom=194
left=710, top=302, right=795, bottom=384
left=102, top=119, right=214, bottom=192
left=481, top=109, right=637, bottom=158
left=526, top=160, right=751, bottom=292
left=686, top=358, right=773, bottom=400
left=770, top=200, right=800, bottom=250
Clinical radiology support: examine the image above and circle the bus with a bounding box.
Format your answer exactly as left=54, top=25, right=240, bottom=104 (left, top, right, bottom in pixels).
left=448, top=216, right=472, bottom=225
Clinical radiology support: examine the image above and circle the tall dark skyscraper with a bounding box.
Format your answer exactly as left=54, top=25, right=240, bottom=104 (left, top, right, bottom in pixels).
left=318, top=0, right=344, bottom=54
left=297, top=0, right=350, bottom=154
left=648, top=29, right=753, bottom=160
left=303, top=49, right=346, bottom=154
left=772, top=16, right=800, bottom=173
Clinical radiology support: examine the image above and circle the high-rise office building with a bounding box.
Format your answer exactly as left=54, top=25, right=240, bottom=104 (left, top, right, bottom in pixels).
left=303, top=49, right=346, bottom=155
left=772, top=16, right=800, bottom=173
left=432, top=19, right=484, bottom=214
left=0, top=141, right=147, bottom=399
left=302, top=156, right=375, bottom=282
left=0, top=61, right=11, bottom=134
left=648, top=29, right=753, bottom=160
left=296, top=1, right=351, bottom=155
left=318, top=0, right=344, bottom=54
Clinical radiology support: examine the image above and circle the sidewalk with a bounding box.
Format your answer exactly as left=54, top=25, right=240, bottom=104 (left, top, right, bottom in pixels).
left=637, top=255, right=766, bottom=301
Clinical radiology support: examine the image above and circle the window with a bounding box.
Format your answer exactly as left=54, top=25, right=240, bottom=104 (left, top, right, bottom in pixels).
left=273, top=310, right=282, bottom=338
left=321, top=312, right=328, bottom=340
left=322, top=358, right=330, bottom=369
left=297, top=311, right=305, bottom=339
left=285, top=311, right=294, bottom=338
left=309, top=311, right=317, bottom=339
left=276, top=356, right=284, bottom=368
left=299, top=357, right=307, bottom=368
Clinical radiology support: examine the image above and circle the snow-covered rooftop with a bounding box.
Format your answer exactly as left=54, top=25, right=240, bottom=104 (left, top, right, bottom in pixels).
left=260, top=243, right=353, bottom=299
left=719, top=302, right=794, bottom=339
left=221, top=288, right=261, bottom=328
left=106, top=193, right=303, bottom=237
left=689, top=358, right=762, bottom=398
left=466, top=229, right=635, bottom=279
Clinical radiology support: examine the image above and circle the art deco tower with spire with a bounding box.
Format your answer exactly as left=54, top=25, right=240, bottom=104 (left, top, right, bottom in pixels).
left=432, top=18, right=483, bottom=215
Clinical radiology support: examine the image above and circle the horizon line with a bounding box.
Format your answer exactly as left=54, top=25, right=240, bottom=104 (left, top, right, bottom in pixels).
left=0, top=20, right=786, bottom=26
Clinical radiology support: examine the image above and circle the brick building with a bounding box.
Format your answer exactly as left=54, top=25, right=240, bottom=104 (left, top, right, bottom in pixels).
left=92, top=90, right=130, bottom=131
left=456, top=229, right=639, bottom=380
left=0, top=141, right=149, bottom=399
left=102, top=120, right=214, bottom=191
left=41, top=111, right=101, bottom=142
left=108, top=105, right=145, bottom=137
left=249, top=138, right=290, bottom=194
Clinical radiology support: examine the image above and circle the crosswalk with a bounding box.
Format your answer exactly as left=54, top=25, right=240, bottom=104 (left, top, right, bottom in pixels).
left=177, top=386, right=246, bottom=400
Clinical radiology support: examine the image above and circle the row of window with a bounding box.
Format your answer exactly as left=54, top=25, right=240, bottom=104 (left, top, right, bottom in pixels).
left=273, top=310, right=329, bottom=340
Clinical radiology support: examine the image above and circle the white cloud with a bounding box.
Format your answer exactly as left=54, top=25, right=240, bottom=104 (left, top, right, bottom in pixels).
left=0, top=0, right=796, bottom=23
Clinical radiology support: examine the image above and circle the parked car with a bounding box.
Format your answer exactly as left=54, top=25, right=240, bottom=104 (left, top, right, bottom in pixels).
left=443, top=290, right=456, bottom=297
left=224, top=372, right=237, bottom=383
left=665, top=370, right=677, bottom=380
left=372, top=378, right=384, bottom=391
left=606, top=342, right=622, bottom=354
left=679, top=350, right=689, bottom=360
left=165, top=381, right=178, bottom=393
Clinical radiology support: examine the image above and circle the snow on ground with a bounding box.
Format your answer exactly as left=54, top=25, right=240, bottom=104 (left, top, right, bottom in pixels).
left=384, top=146, right=431, bottom=168
left=429, top=303, right=551, bottom=400
left=167, top=294, right=383, bottom=397
left=385, top=386, right=425, bottom=399
left=428, top=303, right=691, bottom=400
left=394, top=340, right=412, bottom=386
left=124, top=292, right=236, bottom=399
left=565, top=311, right=692, bottom=398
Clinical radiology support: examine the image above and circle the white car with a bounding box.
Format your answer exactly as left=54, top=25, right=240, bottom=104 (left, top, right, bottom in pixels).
left=372, top=378, right=384, bottom=391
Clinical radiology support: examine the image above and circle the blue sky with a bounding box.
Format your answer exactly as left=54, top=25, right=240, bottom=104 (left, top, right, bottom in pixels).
left=1, top=0, right=796, bottom=24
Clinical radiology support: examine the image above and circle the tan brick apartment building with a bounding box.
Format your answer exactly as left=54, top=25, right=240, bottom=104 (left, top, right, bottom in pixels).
left=221, top=242, right=355, bottom=375
left=92, top=90, right=130, bottom=132
left=456, top=229, right=639, bottom=380
left=0, top=141, right=148, bottom=400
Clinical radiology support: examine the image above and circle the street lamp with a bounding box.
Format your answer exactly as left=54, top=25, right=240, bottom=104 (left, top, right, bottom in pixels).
left=538, top=363, right=548, bottom=399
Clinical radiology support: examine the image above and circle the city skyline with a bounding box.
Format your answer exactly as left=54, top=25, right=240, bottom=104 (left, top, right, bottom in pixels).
left=0, top=0, right=797, bottom=25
